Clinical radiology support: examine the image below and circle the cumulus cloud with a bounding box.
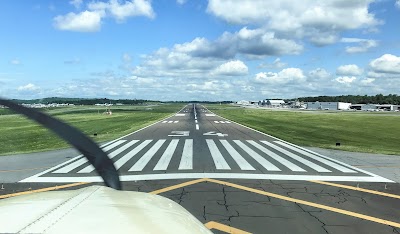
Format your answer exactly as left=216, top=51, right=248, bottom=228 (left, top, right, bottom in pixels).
left=54, top=10, right=103, bottom=32
left=258, top=58, right=287, bottom=69
left=54, top=0, right=155, bottom=32
left=174, top=27, right=303, bottom=59
left=254, top=68, right=306, bottom=84
left=336, top=64, right=363, bottom=76
left=369, top=54, right=400, bottom=74
left=360, top=78, right=375, bottom=85
left=308, top=68, right=331, bottom=80
left=88, top=0, right=155, bottom=22
left=17, top=83, right=40, bottom=91
left=396, top=0, right=400, bottom=8
left=341, top=37, right=378, bottom=53
left=207, top=0, right=380, bottom=46
left=69, top=0, right=83, bottom=9
left=213, top=60, right=248, bottom=76
left=335, top=76, right=357, bottom=84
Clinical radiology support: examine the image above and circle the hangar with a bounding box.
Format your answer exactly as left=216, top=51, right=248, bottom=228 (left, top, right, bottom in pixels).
left=306, top=102, right=351, bottom=110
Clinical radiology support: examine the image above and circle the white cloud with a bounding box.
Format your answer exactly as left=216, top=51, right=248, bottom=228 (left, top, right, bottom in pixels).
left=10, top=59, right=21, bottom=65
left=396, top=0, right=400, bottom=8
left=55, top=0, right=155, bottom=32
left=88, top=0, right=155, bottom=22
left=369, top=54, right=400, bottom=74
left=258, top=58, right=287, bottom=69
left=69, top=0, right=83, bottom=9
left=335, top=76, right=356, bottom=84
left=336, top=64, right=363, bottom=76
left=254, top=68, right=306, bottom=84
left=53, top=10, right=103, bottom=32
left=213, top=60, right=248, bottom=76
left=207, top=0, right=380, bottom=46
left=174, top=27, right=303, bottom=59
left=308, top=68, right=331, bottom=80
left=17, top=83, right=40, bottom=91
left=360, top=78, right=375, bottom=85
left=341, top=37, right=378, bottom=53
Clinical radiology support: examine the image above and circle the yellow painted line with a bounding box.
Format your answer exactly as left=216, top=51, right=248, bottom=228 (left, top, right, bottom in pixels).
left=309, top=180, right=400, bottom=199
left=0, top=182, right=89, bottom=199
left=150, top=178, right=207, bottom=195
left=0, top=166, right=51, bottom=173
left=205, top=221, right=251, bottom=234
left=206, top=178, right=400, bottom=228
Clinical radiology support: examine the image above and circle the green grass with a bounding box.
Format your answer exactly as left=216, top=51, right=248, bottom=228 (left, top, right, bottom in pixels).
left=206, top=104, right=400, bottom=155
left=0, top=104, right=183, bottom=156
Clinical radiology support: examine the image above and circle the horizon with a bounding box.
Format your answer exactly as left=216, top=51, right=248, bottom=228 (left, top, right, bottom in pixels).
left=1, top=0, right=400, bottom=101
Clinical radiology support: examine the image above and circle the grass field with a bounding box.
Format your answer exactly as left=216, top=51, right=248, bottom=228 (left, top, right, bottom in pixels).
left=0, top=104, right=183, bottom=156
left=206, top=104, right=400, bottom=155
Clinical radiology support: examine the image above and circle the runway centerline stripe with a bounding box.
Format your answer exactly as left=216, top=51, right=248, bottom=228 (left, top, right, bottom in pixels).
left=78, top=140, right=139, bottom=173
left=234, top=140, right=281, bottom=171
left=247, top=140, right=306, bottom=172
left=206, top=139, right=231, bottom=170
left=129, top=140, right=166, bottom=171
left=179, top=139, right=193, bottom=170
left=154, top=139, right=179, bottom=171
left=52, top=140, right=126, bottom=174
left=114, top=140, right=152, bottom=170
left=220, top=140, right=255, bottom=170
left=261, top=141, right=331, bottom=173
left=275, top=141, right=356, bottom=173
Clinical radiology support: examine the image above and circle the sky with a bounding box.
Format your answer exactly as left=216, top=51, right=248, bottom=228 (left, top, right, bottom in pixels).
left=1, top=0, right=400, bottom=101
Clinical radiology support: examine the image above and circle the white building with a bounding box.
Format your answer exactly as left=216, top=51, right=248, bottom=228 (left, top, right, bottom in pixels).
left=265, top=99, right=285, bottom=107
left=306, top=102, right=351, bottom=110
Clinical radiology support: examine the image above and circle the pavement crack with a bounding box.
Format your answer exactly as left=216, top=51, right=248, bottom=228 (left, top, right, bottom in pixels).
left=216, top=187, right=229, bottom=211
left=203, top=205, right=207, bottom=221
left=178, top=188, right=186, bottom=204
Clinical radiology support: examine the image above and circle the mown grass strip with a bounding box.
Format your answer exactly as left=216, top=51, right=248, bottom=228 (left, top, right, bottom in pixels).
left=0, top=104, right=183, bottom=156
left=206, top=105, right=400, bottom=155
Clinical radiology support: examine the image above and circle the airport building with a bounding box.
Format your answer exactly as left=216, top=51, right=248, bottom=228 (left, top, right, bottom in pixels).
left=350, top=104, right=399, bottom=111
left=306, top=102, right=351, bottom=110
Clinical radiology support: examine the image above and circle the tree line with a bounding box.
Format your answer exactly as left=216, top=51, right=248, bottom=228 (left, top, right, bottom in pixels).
left=296, top=94, right=400, bottom=105
left=12, top=97, right=154, bottom=105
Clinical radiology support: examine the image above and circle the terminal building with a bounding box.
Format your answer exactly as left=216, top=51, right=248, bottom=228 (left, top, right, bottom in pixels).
left=306, top=102, right=351, bottom=110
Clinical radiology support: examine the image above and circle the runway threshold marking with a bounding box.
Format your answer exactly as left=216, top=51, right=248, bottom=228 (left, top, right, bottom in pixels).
left=151, top=178, right=400, bottom=228
left=204, top=221, right=251, bottom=234
left=310, top=180, right=400, bottom=199
left=0, top=182, right=89, bottom=199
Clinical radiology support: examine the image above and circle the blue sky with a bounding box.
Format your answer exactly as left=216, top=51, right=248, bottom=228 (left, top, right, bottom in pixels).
left=1, top=0, right=400, bottom=101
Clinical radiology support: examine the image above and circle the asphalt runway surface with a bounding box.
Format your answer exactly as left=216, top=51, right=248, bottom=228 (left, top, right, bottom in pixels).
left=1, top=104, right=399, bottom=233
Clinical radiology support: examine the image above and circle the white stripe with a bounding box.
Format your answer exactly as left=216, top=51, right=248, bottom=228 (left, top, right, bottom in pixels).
left=52, top=140, right=126, bottom=173
left=174, top=121, right=179, bottom=123
left=21, top=173, right=394, bottom=183
left=206, top=139, right=231, bottom=170
left=225, top=121, right=231, bottom=124
left=179, top=139, right=193, bottom=170
left=205, top=114, right=216, bottom=116
left=220, top=140, right=255, bottom=170
left=247, top=141, right=306, bottom=172
left=114, top=140, right=152, bottom=170
left=260, top=141, right=331, bottom=173
left=195, top=120, right=198, bottom=123
left=162, top=121, right=167, bottom=123
left=196, top=124, right=199, bottom=130
left=78, top=140, right=139, bottom=173
left=129, top=140, right=166, bottom=171
left=214, top=121, right=219, bottom=123
left=154, top=139, right=179, bottom=171
left=168, top=121, right=173, bottom=123
left=233, top=140, right=280, bottom=171
left=274, top=141, right=356, bottom=173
